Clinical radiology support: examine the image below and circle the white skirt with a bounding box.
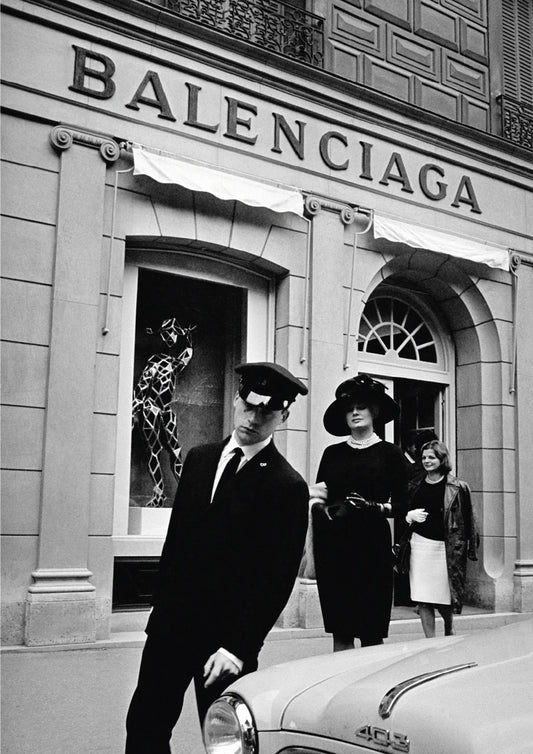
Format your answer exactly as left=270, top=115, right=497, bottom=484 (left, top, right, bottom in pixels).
left=409, top=532, right=451, bottom=605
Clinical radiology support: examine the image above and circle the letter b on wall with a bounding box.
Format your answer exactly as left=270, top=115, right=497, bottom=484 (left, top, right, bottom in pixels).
left=70, top=46, right=116, bottom=100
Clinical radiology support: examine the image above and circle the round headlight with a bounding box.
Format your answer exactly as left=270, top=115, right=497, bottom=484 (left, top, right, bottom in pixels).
left=203, top=693, right=258, bottom=754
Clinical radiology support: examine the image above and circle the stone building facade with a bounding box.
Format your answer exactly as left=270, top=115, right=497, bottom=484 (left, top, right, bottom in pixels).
left=1, top=0, right=532, bottom=646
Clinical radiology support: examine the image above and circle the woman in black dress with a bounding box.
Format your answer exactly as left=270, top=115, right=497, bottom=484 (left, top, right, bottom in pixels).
left=311, top=374, right=407, bottom=651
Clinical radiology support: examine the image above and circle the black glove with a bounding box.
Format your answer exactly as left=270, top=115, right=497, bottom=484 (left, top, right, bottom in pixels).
left=312, top=500, right=352, bottom=521
left=344, top=492, right=380, bottom=511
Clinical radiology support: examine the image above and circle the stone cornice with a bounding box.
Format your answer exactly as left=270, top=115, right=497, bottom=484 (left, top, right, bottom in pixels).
left=50, top=124, right=121, bottom=163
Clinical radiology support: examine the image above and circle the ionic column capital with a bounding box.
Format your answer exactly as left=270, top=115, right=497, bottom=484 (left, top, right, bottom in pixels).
left=304, top=195, right=358, bottom=225
left=50, top=124, right=120, bottom=164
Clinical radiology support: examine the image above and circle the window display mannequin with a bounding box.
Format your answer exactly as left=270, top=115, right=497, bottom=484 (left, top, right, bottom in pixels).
left=132, top=318, right=196, bottom=507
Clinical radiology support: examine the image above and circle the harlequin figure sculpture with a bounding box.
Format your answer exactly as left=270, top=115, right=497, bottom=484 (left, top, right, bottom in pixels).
left=132, top=318, right=196, bottom=507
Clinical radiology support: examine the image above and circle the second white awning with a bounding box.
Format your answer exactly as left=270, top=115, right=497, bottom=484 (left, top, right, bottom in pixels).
left=374, top=213, right=509, bottom=271
left=132, top=145, right=304, bottom=217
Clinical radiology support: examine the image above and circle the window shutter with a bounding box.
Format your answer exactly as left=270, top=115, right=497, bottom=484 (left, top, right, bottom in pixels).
left=502, top=0, right=533, bottom=105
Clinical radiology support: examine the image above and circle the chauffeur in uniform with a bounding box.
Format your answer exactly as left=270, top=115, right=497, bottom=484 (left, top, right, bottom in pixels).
left=125, top=362, right=309, bottom=753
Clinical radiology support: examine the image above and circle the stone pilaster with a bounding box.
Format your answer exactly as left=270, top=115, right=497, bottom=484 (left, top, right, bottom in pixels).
left=304, top=195, right=363, bottom=485
left=25, top=126, right=120, bottom=645
left=298, top=196, right=363, bottom=627
left=513, top=254, right=533, bottom=612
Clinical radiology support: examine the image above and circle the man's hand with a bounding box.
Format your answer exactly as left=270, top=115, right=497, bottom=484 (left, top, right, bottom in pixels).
left=203, top=651, right=240, bottom=688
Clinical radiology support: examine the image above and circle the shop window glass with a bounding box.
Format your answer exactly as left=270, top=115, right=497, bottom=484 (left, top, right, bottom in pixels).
left=358, top=297, right=438, bottom=363
left=130, top=268, right=244, bottom=508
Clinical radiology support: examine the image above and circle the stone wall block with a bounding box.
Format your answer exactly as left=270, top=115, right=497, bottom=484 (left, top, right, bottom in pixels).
left=1, top=216, right=55, bottom=285
left=453, top=326, right=481, bottom=365
left=230, top=204, right=279, bottom=257
left=1, top=470, right=42, bottom=536
left=103, top=184, right=162, bottom=240
left=1, top=279, right=52, bottom=346
left=94, top=352, right=120, bottom=415
left=1, top=406, right=45, bottom=471
left=262, top=225, right=307, bottom=278
left=194, top=193, right=235, bottom=249
left=473, top=277, right=513, bottom=322
left=1, top=162, right=58, bottom=226
left=148, top=185, right=197, bottom=241
left=0, top=341, right=49, bottom=408
left=99, top=235, right=125, bottom=299
left=91, top=414, right=118, bottom=475
left=89, top=474, right=115, bottom=536
left=1, top=114, right=59, bottom=172
left=275, top=274, right=305, bottom=329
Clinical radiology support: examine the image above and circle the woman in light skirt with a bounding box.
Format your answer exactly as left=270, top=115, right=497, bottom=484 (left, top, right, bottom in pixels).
left=406, top=440, right=478, bottom=638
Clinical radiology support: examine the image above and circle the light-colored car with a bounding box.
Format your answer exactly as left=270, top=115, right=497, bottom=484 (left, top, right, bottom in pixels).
left=203, top=618, right=533, bottom=754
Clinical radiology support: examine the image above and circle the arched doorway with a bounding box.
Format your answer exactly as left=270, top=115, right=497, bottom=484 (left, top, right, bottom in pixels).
left=357, top=285, right=454, bottom=450
left=357, top=284, right=454, bottom=605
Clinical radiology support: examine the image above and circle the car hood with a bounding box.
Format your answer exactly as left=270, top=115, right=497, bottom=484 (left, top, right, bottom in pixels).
left=229, top=619, right=533, bottom=753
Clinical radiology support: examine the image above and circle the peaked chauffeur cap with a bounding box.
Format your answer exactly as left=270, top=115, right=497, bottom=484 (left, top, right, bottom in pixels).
left=235, top=362, right=308, bottom=411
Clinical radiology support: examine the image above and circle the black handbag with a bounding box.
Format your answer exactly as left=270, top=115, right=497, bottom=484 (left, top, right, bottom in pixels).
left=392, top=529, right=412, bottom=575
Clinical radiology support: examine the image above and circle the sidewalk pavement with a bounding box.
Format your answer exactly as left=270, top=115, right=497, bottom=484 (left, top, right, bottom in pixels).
left=2, top=606, right=527, bottom=754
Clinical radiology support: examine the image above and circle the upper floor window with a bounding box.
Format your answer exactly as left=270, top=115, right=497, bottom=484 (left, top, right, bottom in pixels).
left=500, top=0, right=533, bottom=150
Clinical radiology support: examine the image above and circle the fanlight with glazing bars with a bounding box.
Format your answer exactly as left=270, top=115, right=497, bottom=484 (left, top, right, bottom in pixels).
left=358, top=298, right=437, bottom=364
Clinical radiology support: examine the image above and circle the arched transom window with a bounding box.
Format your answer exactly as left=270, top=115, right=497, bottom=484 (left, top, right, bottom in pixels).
left=358, top=297, right=438, bottom=363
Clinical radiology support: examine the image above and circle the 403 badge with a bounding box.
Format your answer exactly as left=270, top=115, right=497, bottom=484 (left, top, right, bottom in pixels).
left=355, top=724, right=410, bottom=752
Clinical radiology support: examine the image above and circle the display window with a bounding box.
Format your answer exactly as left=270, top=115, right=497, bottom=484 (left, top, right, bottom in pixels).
left=113, top=251, right=273, bottom=543
left=129, top=268, right=244, bottom=508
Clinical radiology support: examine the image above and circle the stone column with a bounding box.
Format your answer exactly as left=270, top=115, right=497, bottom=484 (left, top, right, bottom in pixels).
left=513, top=255, right=533, bottom=611
left=298, top=196, right=359, bottom=627
left=24, top=126, right=120, bottom=645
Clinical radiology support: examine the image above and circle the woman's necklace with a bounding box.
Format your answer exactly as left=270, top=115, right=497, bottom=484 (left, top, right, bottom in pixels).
left=426, top=474, right=445, bottom=484
left=347, top=432, right=380, bottom=449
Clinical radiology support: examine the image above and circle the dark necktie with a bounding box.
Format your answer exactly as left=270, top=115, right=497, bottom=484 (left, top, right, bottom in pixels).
left=213, top=447, right=243, bottom=502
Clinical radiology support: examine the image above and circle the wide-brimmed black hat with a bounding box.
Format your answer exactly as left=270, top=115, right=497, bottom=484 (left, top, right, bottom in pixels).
left=323, top=373, right=400, bottom=436
left=235, top=362, right=308, bottom=411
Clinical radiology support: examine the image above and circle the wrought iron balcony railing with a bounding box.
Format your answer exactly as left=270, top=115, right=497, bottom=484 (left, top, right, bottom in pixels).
left=154, top=0, right=324, bottom=67
left=500, top=96, right=533, bottom=151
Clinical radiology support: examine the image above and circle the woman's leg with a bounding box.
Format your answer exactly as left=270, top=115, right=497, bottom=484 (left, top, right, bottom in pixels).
left=359, top=636, right=384, bottom=648
left=418, top=603, right=436, bottom=638
left=437, top=605, right=455, bottom=635
left=333, top=633, right=355, bottom=652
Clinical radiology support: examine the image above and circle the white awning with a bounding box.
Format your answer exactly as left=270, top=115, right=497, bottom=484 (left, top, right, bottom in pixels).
left=374, top=213, right=510, bottom=271
left=132, top=145, right=304, bottom=216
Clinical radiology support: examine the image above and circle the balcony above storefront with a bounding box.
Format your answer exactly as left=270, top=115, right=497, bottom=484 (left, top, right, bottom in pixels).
left=500, top=96, right=533, bottom=152
left=146, top=0, right=324, bottom=67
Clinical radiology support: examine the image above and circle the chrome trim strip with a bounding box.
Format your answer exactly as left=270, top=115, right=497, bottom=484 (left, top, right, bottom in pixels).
left=379, top=662, right=477, bottom=719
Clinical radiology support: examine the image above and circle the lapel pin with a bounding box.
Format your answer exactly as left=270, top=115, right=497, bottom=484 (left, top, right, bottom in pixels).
left=260, top=462, right=267, bottom=467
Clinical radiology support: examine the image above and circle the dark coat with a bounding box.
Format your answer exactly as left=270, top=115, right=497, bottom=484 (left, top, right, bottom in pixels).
left=408, top=474, right=479, bottom=613
left=147, top=439, right=309, bottom=662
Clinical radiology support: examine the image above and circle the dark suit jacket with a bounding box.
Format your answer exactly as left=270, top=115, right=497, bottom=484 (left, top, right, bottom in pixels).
left=147, top=438, right=309, bottom=662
